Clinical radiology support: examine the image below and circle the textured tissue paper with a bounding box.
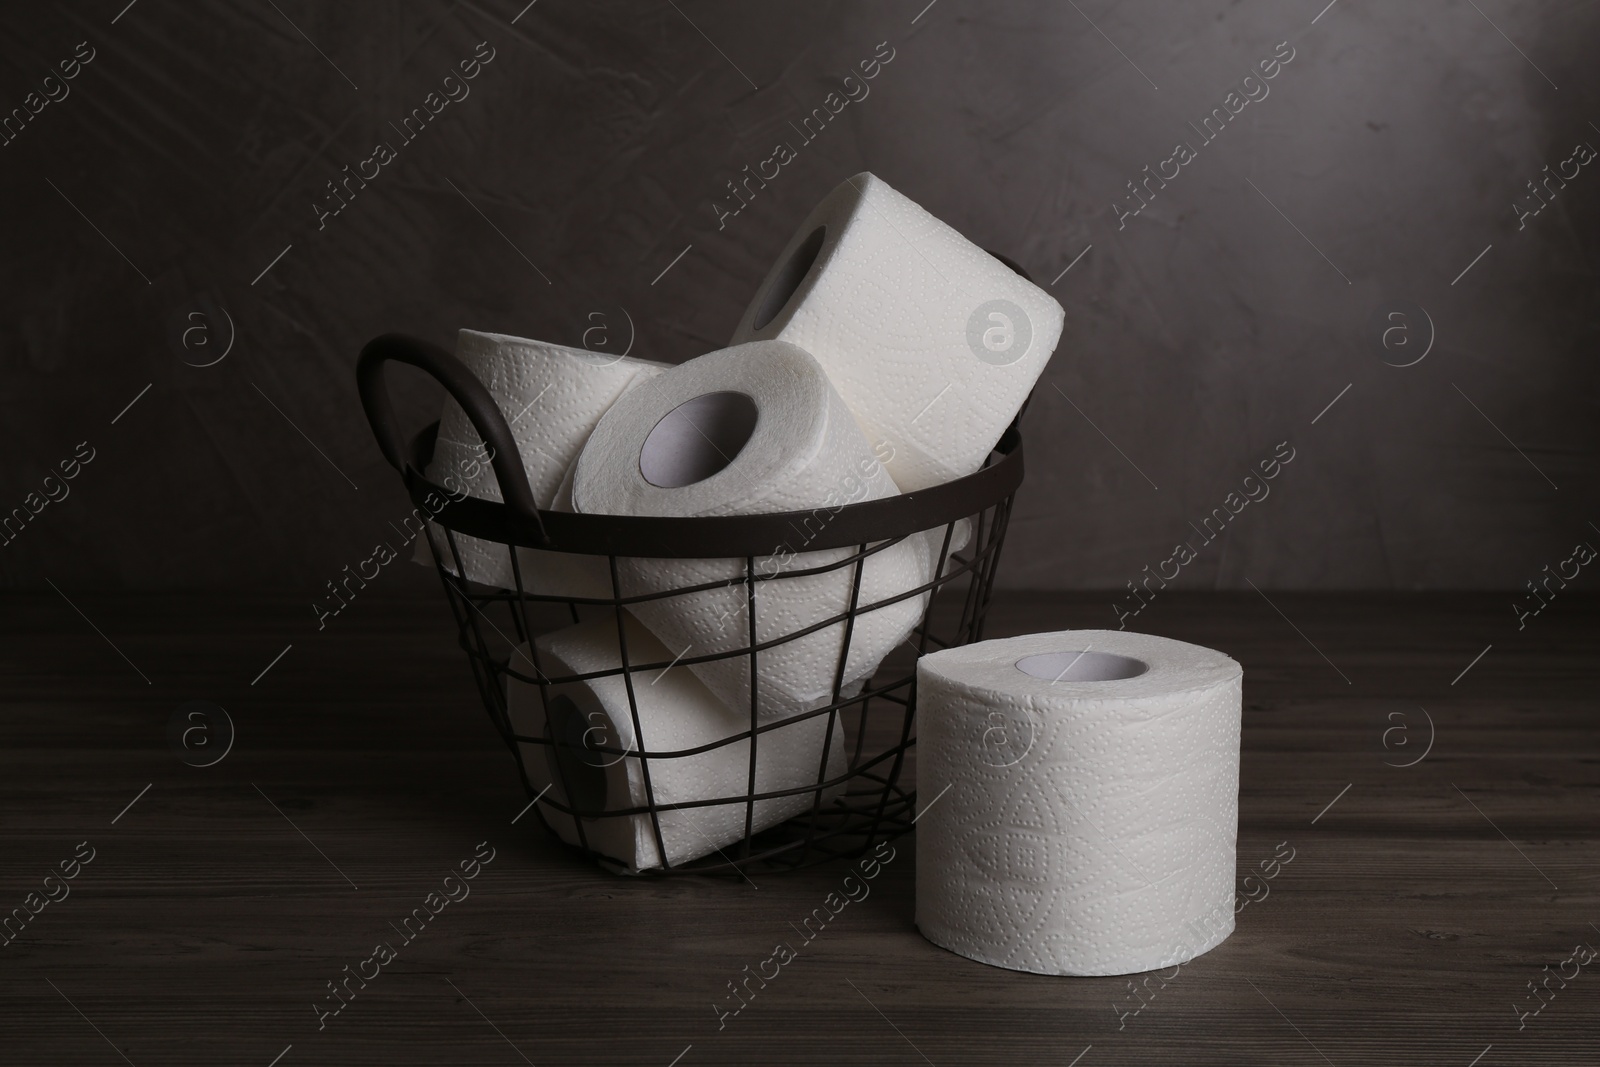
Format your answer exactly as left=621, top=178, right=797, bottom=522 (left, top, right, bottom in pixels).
left=730, top=171, right=1065, bottom=493
left=506, top=612, right=847, bottom=873
left=570, top=339, right=928, bottom=721
left=914, top=630, right=1243, bottom=976
left=416, top=329, right=668, bottom=596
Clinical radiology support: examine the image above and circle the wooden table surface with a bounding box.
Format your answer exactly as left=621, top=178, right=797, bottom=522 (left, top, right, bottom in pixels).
left=3, top=582, right=1596, bottom=1065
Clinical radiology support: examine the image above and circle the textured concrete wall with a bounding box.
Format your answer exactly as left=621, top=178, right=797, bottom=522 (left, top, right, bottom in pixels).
left=1, top=0, right=1595, bottom=590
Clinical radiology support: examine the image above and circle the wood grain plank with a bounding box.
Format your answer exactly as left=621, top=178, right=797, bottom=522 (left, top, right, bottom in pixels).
left=1, top=591, right=1596, bottom=1064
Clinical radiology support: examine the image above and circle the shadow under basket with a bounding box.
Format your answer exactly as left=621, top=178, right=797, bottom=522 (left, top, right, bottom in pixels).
left=357, top=336, right=1026, bottom=877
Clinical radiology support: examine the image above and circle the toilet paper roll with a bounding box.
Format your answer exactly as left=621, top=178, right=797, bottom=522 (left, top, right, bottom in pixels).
left=571, top=339, right=929, bottom=720
left=730, top=172, right=1065, bottom=492
left=915, top=630, right=1243, bottom=976
left=507, top=612, right=848, bottom=873
left=924, top=517, right=974, bottom=577
left=416, top=329, right=669, bottom=597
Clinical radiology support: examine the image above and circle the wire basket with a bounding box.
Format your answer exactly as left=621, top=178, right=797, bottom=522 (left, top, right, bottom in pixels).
left=357, top=291, right=1027, bottom=878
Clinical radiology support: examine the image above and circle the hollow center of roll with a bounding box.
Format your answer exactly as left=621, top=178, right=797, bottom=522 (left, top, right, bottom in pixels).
left=752, top=225, right=826, bottom=331
left=1014, top=651, right=1148, bottom=682
left=638, top=391, right=759, bottom=487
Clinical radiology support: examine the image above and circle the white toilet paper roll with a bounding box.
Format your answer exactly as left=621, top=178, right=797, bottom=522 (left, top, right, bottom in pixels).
left=924, top=516, right=974, bottom=578
left=915, top=630, right=1243, bottom=976
left=507, top=612, right=848, bottom=873
left=570, top=340, right=928, bottom=720
left=417, top=329, right=669, bottom=597
left=730, top=172, right=1065, bottom=492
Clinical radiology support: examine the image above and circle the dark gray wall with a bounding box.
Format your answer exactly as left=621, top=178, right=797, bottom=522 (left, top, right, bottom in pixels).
left=2, top=0, right=1596, bottom=591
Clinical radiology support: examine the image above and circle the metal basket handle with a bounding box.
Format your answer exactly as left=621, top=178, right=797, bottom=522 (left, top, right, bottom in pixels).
left=356, top=333, right=548, bottom=545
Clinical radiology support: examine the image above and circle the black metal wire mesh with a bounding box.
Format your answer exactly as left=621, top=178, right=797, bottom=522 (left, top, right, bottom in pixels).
left=419, top=485, right=1017, bottom=876
left=358, top=254, right=1030, bottom=876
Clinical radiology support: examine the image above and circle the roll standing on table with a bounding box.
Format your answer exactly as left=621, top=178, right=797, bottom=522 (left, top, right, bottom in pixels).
left=914, top=630, right=1243, bottom=976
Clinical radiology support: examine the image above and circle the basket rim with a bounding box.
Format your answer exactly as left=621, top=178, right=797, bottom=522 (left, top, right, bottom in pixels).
left=401, top=417, right=1024, bottom=558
